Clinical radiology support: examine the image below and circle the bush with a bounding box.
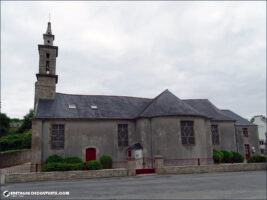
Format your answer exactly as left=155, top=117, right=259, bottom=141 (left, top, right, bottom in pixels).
left=0, top=134, right=23, bottom=151
left=0, top=131, right=32, bottom=152
left=100, top=155, right=113, bottom=169
left=247, top=155, right=267, bottom=163
left=231, top=151, right=244, bottom=163
left=45, top=155, right=64, bottom=164
left=64, top=157, right=83, bottom=164
left=213, top=149, right=223, bottom=163
left=221, top=150, right=233, bottom=163
left=41, top=162, right=83, bottom=172
left=86, top=160, right=102, bottom=170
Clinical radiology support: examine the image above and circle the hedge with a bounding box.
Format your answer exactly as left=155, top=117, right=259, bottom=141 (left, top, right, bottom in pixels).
left=45, top=155, right=65, bottom=164
left=41, top=162, right=84, bottom=172
left=232, top=151, right=244, bottom=163
left=64, top=157, right=83, bottom=164
left=247, top=155, right=266, bottom=163
left=45, top=155, right=83, bottom=164
left=86, top=160, right=102, bottom=170
left=213, top=149, right=223, bottom=163
left=100, top=155, right=113, bottom=169
left=221, top=150, right=233, bottom=163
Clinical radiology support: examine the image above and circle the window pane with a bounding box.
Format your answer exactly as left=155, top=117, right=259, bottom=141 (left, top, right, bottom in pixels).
left=118, top=124, right=128, bottom=147
left=181, top=121, right=194, bottom=145
left=51, top=124, right=64, bottom=149
left=182, top=137, right=187, bottom=144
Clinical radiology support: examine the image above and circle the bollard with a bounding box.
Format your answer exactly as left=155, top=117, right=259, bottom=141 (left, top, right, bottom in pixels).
left=198, top=158, right=200, bottom=166
left=84, top=162, right=86, bottom=170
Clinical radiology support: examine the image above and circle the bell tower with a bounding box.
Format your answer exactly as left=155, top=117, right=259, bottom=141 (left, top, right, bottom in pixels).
left=34, top=21, right=58, bottom=112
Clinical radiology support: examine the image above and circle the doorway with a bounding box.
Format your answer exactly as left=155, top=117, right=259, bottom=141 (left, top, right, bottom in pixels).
left=244, top=144, right=250, bottom=160
left=86, top=148, right=96, bottom=162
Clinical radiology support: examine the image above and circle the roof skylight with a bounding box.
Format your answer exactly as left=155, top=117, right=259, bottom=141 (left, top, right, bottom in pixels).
left=69, top=104, right=76, bottom=109
left=91, top=105, right=98, bottom=110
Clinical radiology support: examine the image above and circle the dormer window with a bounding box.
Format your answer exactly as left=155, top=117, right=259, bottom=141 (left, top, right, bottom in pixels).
left=69, top=104, right=76, bottom=109
left=91, top=105, right=98, bottom=110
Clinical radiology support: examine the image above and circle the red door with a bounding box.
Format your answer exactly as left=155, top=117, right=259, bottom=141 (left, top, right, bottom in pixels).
left=244, top=144, right=250, bottom=160
left=86, top=148, right=96, bottom=162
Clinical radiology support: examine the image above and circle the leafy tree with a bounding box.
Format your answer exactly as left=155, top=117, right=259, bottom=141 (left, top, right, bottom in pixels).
left=0, top=113, right=11, bottom=137
left=18, top=109, right=33, bottom=133
left=10, top=118, right=22, bottom=123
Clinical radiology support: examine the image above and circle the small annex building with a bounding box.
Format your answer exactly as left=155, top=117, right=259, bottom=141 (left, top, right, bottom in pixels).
left=31, top=22, right=260, bottom=165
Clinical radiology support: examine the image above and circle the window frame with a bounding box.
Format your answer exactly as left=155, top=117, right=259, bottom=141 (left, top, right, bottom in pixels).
left=51, top=124, right=65, bottom=149
left=211, top=124, right=220, bottom=145
left=118, top=124, right=129, bottom=147
left=180, top=121, right=195, bottom=145
left=242, top=128, right=248, bottom=137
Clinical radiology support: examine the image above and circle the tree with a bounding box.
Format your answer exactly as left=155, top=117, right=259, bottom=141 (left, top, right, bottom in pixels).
left=0, top=113, right=10, bottom=137
left=18, top=109, right=34, bottom=133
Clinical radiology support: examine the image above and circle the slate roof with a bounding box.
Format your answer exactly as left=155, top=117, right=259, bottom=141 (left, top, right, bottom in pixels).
left=182, top=99, right=235, bottom=121
left=36, top=93, right=151, bottom=119
left=139, top=90, right=204, bottom=118
left=36, top=90, right=206, bottom=119
left=36, top=90, right=243, bottom=122
left=221, top=109, right=256, bottom=126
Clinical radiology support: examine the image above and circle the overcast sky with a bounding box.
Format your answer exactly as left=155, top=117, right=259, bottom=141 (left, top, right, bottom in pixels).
left=1, top=1, right=266, bottom=120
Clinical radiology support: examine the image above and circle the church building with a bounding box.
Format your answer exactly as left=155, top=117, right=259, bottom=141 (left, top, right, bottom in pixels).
left=31, top=22, right=260, bottom=165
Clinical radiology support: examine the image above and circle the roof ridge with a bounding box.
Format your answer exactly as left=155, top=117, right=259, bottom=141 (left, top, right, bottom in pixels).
left=138, top=89, right=169, bottom=116
left=56, top=92, right=152, bottom=100
left=182, top=98, right=209, bottom=100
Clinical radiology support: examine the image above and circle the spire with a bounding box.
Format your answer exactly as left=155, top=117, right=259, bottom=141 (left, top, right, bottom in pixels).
left=46, top=22, right=52, bottom=35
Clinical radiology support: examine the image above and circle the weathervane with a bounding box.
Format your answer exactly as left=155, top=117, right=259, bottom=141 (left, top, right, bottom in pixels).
left=49, top=12, right=51, bottom=22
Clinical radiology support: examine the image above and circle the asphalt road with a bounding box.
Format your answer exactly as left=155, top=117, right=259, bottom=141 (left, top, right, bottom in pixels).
left=1, top=171, right=266, bottom=199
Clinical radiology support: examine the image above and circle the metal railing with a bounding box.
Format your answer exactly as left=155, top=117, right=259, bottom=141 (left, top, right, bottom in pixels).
left=136, top=157, right=154, bottom=169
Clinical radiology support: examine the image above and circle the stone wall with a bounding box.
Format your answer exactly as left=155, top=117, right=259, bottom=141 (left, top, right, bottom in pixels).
left=0, top=150, right=31, bottom=168
left=163, top=163, right=266, bottom=175
left=4, top=169, right=127, bottom=184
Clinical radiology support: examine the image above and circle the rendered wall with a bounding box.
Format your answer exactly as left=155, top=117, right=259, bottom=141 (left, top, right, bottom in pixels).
left=41, top=119, right=137, bottom=162
left=235, top=125, right=260, bottom=155
left=212, top=121, right=236, bottom=152
left=147, top=116, right=212, bottom=159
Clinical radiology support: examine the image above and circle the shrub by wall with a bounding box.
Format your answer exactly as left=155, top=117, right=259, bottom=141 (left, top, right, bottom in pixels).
left=221, top=151, right=233, bottom=163
left=45, top=155, right=65, bottom=164
left=100, top=155, right=113, bottom=169
left=41, top=163, right=83, bottom=172
left=86, top=160, right=102, bottom=170
left=64, top=157, right=83, bottom=164
left=247, top=155, right=266, bottom=163
left=232, top=152, right=244, bottom=163
left=213, top=149, right=223, bottom=163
